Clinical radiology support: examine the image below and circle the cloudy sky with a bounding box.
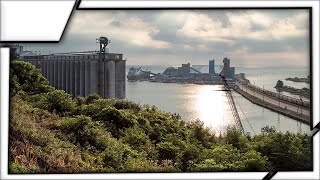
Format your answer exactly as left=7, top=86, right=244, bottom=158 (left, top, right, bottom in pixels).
left=25, top=9, right=310, bottom=67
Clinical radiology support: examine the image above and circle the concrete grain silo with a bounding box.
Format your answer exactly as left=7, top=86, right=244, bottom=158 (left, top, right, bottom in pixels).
left=19, top=37, right=126, bottom=99
left=22, top=52, right=126, bottom=99
left=115, top=60, right=126, bottom=99
left=105, top=60, right=116, bottom=98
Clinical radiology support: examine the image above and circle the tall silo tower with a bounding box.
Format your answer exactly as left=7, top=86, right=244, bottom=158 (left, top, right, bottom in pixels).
left=223, top=57, right=230, bottom=78
left=209, top=59, right=215, bottom=74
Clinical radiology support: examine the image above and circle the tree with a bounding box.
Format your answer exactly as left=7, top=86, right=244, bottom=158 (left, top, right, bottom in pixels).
left=10, top=60, right=53, bottom=95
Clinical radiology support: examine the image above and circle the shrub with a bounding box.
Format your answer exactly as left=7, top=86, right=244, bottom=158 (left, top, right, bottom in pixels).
left=187, top=119, right=216, bottom=148
left=75, top=96, right=86, bottom=106
left=46, top=90, right=76, bottom=115
left=181, top=143, right=203, bottom=171
left=123, top=157, right=177, bottom=173
left=92, top=106, right=137, bottom=137
left=225, top=128, right=249, bottom=151
left=191, top=144, right=267, bottom=172
left=99, top=143, right=139, bottom=172
left=121, top=127, right=157, bottom=160
left=261, top=126, right=276, bottom=134
left=78, top=121, right=115, bottom=150
left=121, top=127, right=151, bottom=149
left=156, top=141, right=180, bottom=163
left=79, top=99, right=114, bottom=116
left=59, top=115, right=91, bottom=133
left=9, top=162, right=39, bottom=174
left=252, top=131, right=311, bottom=171
left=239, top=150, right=268, bottom=171
left=9, top=73, right=20, bottom=96
left=114, top=100, right=141, bottom=111
left=85, top=93, right=101, bottom=104
left=10, top=60, right=53, bottom=95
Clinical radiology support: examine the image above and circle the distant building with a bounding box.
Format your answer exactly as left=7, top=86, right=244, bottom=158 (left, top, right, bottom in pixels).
left=10, top=44, right=38, bottom=59
left=181, top=63, right=191, bottom=75
left=19, top=51, right=38, bottom=59
left=12, top=45, right=24, bottom=55
left=209, top=59, right=215, bottom=74
left=127, top=67, right=151, bottom=81
left=164, top=63, right=192, bottom=77
left=222, top=57, right=231, bottom=78
left=229, top=67, right=235, bottom=78
left=163, top=66, right=179, bottom=76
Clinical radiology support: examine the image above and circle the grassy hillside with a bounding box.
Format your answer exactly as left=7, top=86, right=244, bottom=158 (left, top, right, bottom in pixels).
left=9, top=61, right=311, bottom=173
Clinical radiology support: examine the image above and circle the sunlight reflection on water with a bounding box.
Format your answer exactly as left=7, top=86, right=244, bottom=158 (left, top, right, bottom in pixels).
left=194, top=85, right=234, bottom=134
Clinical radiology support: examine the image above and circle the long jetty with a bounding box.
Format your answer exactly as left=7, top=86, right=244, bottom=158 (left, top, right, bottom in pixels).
left=234, top=82, right=310, bottom=125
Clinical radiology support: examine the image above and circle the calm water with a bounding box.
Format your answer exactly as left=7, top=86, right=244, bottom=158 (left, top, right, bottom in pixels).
left=125, top=65, right=311, bottom=135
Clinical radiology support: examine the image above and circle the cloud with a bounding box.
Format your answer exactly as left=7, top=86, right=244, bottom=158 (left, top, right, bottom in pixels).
left=25, top=10, right=310, bottom=67
left=68, top=11, right=171, bottom=49
left=177, top=12, right=234, bottom=45
left=177, top=10, right=308, bottom=42
left=225, top=45, right=309, bottom=68
left=110, top=20, right=121, bottom=27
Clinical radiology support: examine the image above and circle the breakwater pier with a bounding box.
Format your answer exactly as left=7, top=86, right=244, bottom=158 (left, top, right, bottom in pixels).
left=234, top=82, right=310, bottom=125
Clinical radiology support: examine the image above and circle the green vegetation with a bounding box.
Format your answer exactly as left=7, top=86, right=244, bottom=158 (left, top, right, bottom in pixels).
left=9, top=60, right=312, bottom=173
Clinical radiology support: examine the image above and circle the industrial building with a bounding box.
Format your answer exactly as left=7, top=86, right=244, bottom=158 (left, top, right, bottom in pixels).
left=220, top=57, right=235, bottom=79
left=15, top=37, right=126, bottom=99
left=209, top=59, right=215, bottom=74
left=128, top=57, right=236, bottom=84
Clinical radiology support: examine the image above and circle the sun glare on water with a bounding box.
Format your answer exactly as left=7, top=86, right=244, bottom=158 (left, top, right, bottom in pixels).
left=195, top=85, right=234, bottom=133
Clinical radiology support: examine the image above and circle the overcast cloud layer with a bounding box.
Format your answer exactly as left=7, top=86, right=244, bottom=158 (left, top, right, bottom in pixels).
left=25, top=10, right=310, bottom=67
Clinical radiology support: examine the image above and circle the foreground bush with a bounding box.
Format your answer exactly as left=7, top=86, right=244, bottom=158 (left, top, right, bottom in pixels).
left=10, top=93, right=311, bottom=173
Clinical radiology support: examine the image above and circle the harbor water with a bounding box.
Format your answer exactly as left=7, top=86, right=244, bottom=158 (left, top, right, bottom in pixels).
left=125, top=65, right=311, bottom=135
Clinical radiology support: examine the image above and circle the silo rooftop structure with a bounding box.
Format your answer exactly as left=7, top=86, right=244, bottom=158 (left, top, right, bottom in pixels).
left=23, top=51, right=126, bottom=99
